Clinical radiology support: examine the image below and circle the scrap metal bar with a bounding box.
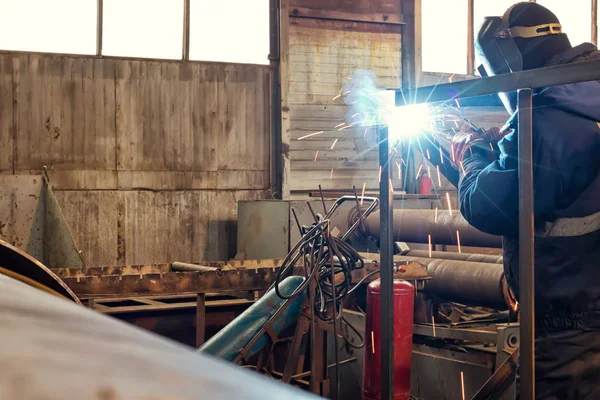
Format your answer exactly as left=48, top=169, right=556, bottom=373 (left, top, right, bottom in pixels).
left=518, top=88, right=535, bottom=399
left=363, top=209, right=502, bottom=248
left=413, top=324, right=497, bottom=343
left=394, top=58, right=600, bottom=105
left=378, top=125, right=394, bottom=400
left=472, top=348, right=519, bottom=400
left=172, top=262, right=220, bottom=272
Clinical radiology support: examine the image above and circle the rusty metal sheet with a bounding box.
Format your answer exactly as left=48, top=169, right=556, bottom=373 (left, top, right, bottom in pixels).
left=0, top=175, right=43, bottom=249
left=56, top=260, right=428, bottom=299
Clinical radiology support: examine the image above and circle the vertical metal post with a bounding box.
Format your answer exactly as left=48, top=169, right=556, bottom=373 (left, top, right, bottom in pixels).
left=467, top=0, right=475, bottom=75
left=196, top=293, right=206, bottom=346
left=378, top=125, right=394, bottom=400
left=592, top=0, right=598, bottom=46
left=96, top=0, right=103, bottom=56
left=517, top=88, right=535, bottom=400
left=269, top=0, right=283, bottom=199
left=183, top=0, right=191, bottom=60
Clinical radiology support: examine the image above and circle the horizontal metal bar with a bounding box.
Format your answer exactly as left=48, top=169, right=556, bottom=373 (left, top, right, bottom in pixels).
left=394, top=58, right=600, bottom=105
left=413, top=324, right=497, bottom=343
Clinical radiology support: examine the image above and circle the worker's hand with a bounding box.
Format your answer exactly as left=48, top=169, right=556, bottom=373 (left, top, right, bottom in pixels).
left=451, top=127, right=513, bottom=166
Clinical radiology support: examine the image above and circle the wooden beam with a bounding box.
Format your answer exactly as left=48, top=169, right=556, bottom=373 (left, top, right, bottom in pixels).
left=289, top=7, right=404, bottom=25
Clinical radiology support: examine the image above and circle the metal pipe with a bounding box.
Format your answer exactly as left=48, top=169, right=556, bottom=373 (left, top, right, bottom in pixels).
left=518, top=88, right=535, bottom=399
left=171, top=262, right=220, bottom=273
left=405, top=250, right=503, bottom=264
left=182, top=0, right=191, bottom=60
left=378, top=126, right=394, bottom=400
left=362, top=209, right=502, bottom=248
left=414, top=257, right=507, bottom=309
left=96, top=0, right=103, bottom=56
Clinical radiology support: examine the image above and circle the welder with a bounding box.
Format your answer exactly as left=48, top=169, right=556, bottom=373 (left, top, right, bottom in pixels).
left=451, top=3, right=600, bottom=398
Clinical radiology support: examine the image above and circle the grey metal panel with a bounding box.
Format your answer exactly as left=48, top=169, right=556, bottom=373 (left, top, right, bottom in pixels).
left=237, top=201, right=290, bottom=260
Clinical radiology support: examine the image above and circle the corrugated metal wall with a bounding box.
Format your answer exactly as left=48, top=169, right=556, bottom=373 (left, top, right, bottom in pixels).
left=0, top=52, right=270, bottom=266
left=288, top=1, right=402, bottom=192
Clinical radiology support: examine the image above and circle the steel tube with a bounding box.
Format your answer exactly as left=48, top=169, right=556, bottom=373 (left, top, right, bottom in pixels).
left=171, top=262, right=220, bottom=273
left=394, top=58, right=600, bottom=105
left=405, top=250, right=503, bottom=264
left=378, top=126, right=394, bottom=400
left=363, top=209, right=502, bottom=248
left=518, top=88, right=535, bottom=399
left=417, top=257, right=506, bottom=309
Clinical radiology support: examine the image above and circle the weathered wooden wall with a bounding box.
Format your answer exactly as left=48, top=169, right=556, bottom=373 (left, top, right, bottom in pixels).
left=0, top=52, right=270, bottom=266
left=287, top=0, right=402, bottom=192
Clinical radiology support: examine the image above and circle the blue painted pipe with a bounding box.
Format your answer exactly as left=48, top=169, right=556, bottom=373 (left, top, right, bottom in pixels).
left=198, top=276, right=306, bottom=362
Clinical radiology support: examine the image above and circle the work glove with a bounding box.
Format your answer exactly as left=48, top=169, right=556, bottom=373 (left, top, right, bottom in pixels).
left=451, top=127, right=512, bottom=166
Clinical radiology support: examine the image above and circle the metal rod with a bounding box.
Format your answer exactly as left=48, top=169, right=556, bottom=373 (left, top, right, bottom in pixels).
left=467, top=0, right=475, bottom=75
left=182, top=0, right=191, bottom=60
left=394, top=58, right=600, bottom=105
left=96, top=0, right=103, bottom=56
left=593, top=0, right=598, bottom=46
left=517, top=88, right=535, bottom=399
left=378, top=126, right=394, bottom=400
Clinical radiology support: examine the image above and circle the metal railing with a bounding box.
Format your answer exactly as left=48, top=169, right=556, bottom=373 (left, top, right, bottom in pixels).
left=375, top=58, right=600, bottom=400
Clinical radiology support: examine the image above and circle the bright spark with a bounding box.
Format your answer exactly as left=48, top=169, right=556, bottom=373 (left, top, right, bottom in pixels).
left=313, top=150, right=319, bottom=162
left=378, top=166, right=382, bottom=183
left=400, top=158, right=407, bottom=166
left=426, top=149, right=431, bottom=160
left=432, top=315, right=436, bottom=337
left=428, top=234, right=432, bottom=258
left=415, top=164, right=423, bottom=180
left=371, top=331, right=375, bottom=354
left=434, top=207, right=438, bottom=223
left=364, top=128, right=368, bottom=138
left=298, top=131, right=324, bottom=141
left=360, top=183, right=366, bottom=205
left=451, top=144, right=455, bottom=162
left=461, top=371, right=465, bottom=400
left=396, top=162, right=402, bottom=178
left=334, top=122, right=345, bottom=128
left=352, top=112, right=360, bottom=118
left=460, top=161, right=466, bottom=174
left=457, top=231, right=462, bottom=253
left=490, top=142, right=494, bottom=151
left=446, top=193, right=453, bottom=216
left=330, top=168, right=334, bottom=180
left=439, top=147, right=444, bottom=163
left=330, top=139, right=338, bottom=150
left=436, top=165, right=442, bottom=186
left=343, top=90, right=351, bottom=95
left=427, top=165, right=431, bottom=181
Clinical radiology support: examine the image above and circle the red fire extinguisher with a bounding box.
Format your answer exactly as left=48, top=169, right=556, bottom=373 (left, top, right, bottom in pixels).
left=418, top=170, right=432, bottom=195
left=362, top=279, right=415, bottom=400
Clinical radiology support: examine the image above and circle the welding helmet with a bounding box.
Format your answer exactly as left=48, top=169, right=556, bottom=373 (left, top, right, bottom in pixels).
left=475, top=3, right=569, bottom=113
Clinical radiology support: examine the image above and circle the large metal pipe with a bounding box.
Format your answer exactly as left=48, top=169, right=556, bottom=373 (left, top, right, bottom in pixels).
left=363, top=209, right=502, bottom=248
left=405, top=250, right=503, bottom=264
left=362, top=254, right=514, bottom=310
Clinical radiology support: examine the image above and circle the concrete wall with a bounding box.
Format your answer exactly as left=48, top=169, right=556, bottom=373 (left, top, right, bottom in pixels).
left=0, top=52, right=270, bottom=266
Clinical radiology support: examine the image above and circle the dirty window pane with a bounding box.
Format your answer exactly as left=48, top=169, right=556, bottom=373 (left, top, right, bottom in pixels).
left=538, top=0, right=592, bottom=46
left=0, top=0, right=96, bottom=54
left=422, top=0, right=468, bottom=74
left=103, top=0, right=184, bottom=59
left=189, top=0, right=269, bottom=64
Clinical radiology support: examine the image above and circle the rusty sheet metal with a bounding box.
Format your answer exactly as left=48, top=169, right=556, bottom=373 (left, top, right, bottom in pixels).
left=290, top=0, right=401, bottom=15
left=0, top=239, right=80, bottom=304
left=56, top=259, right=428, bottom=299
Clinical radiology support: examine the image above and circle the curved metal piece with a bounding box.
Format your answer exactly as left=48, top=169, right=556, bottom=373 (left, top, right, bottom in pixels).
left=362, top=209, right=502, bottom=248
left=0, top=239, right=80, bottom=304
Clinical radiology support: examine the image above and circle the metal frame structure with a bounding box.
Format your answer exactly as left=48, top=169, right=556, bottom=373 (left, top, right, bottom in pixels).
left=376, top=58, right=600, bottom=400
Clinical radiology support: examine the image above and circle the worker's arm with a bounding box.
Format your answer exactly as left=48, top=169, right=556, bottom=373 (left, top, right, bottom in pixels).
left=458, top=123, right=559, bottom=237
left=458, top=137, right=520, bottom=236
